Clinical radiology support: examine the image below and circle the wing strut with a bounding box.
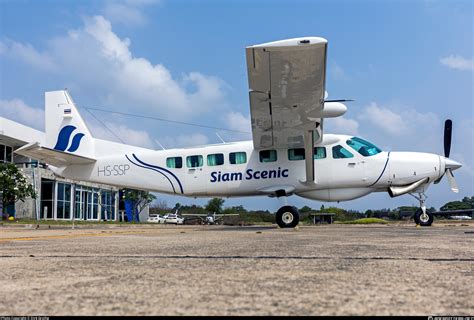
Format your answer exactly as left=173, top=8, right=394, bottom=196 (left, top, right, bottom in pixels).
left=301, top=129, right=316, bottom=185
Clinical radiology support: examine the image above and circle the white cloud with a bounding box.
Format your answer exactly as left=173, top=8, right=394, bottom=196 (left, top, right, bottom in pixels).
left=161, top=133, right=210, bottom=148
left=440, top=55, right=474, bottom=71
left=325, top=117, right=359, bottom=136
left=87, top=120, right=155, bottom=149
left=225, top=111, right=251, bottom=133
left=358, top=103, right=441, bottom=139
left=330, top=61, right=347, bottom=80
left=0, top=99, right=45, bottom=130
left=359, top=102, right=407, bottom=136
left=2, top=15, right=227, bottom=119
left=103, top=0, right=160, bottom=27
left=0, top=40, right=56, bottom=71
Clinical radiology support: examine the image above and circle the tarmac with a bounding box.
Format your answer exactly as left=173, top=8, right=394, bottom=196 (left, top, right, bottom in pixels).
left=0, top=222, right=473, bottom=316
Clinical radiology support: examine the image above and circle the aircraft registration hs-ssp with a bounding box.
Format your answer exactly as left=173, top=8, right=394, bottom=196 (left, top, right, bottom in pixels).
left=15, top=37, right=462, bottom=228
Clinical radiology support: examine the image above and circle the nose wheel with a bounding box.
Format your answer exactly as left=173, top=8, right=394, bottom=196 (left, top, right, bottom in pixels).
left=411, top=192, right=433, bottom=226
left=414, top=208, right=433, bottom=226
left=276, top=206, right=300, bottom=228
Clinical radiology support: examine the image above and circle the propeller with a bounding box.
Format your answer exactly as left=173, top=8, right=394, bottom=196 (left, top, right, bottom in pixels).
left=324, top=92, right=354, bottom=103
left=324, top=99, right=355, bottom=103
left=444, top=119, right=452, bottom=158
left=435, top=119, right=460, bottom=193
left=445, top=169, right=459, bottom=193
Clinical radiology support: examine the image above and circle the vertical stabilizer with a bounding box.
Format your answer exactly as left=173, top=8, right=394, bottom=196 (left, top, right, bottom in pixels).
left=45, top=90, right=95, bottom=158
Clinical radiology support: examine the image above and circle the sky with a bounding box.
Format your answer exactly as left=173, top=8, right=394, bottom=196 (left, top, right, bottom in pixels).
left=0, top=0, right=472, bottom=212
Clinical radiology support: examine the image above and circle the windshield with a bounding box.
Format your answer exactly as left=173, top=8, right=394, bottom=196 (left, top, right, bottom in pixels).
left=346, top=137, right=382, bottom=156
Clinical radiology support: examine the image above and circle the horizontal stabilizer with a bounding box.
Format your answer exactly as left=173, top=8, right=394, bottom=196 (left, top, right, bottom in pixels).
left=15, top=142, right=96, bottom=167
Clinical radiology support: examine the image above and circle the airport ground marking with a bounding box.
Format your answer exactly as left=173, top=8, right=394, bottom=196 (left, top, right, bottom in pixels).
left=0, top=230, right=147, bottom=243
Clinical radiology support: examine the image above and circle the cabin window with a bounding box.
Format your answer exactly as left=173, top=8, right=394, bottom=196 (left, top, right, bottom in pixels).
left=314, top=147, right=326, bottom=159
left=288, top=148, right=305, bottom=161
left=207, top=153, right=224, bottom=166
left=259, top=150, right=277, bottom=163
left=166, top=157, right=182, bottom=169
left=346, top=137, right=382, bottom=157
left=186, top=155, right=203, bottom=168
left=332, top=145, right=354, bottom=159
left=229, top=152, right=247, bottom=164
left=288, top=147, right=326, bottom=160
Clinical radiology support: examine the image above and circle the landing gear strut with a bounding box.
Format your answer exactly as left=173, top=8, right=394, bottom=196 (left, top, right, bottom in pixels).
left=276, top=206, right=300, bottom=228
left=411, top=192, right=434, bottom=227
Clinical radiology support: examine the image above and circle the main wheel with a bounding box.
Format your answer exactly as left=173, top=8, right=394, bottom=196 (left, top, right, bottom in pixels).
left=414, top=208, right=433, bottom=227
left=276, top=206, right=300, bottom=228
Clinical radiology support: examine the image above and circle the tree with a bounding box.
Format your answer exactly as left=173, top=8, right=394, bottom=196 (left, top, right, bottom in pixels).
left=205, top=198, right=225, bottom=214
left=299, top=205, right=313, bottom=213
left=0, top=163, right=36, bottom=219
left=123, top=189, right=156, bottom=222
left=440, top=201, right=471, bottom=211
left=461, top=196, right=474, bottom=208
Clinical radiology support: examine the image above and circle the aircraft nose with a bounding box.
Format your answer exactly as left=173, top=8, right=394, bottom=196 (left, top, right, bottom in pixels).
left=444, top=157, right=462, bottom=170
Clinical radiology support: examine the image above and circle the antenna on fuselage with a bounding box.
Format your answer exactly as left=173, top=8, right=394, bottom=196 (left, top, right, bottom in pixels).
left=155, top=140, right=166, bottom=150
left=215, top=133, right=226, bottom=144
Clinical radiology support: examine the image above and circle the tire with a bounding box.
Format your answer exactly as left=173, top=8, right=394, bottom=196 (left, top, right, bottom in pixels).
left=413, top=211, right=420, bottom=225
left=276, top=206, right=300, bottom=228
left=414, top=208, right=433, bottom=227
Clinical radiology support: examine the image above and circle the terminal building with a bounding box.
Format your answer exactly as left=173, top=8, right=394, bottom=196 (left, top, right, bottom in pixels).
left=1, top=116, right=127, bottom=221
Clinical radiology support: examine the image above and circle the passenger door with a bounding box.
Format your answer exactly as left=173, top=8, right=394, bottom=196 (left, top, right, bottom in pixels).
left=330, top=145, right=366, bottom=187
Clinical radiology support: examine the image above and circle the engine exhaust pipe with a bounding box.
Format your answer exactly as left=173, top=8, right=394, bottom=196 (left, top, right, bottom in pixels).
left=388, top=177, right=429, bottom=198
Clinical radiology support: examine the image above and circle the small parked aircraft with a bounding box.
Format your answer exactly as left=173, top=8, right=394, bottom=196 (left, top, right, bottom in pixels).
left=15, top=37, right=462, bottom=228
left=181, top=212, right=239, bottom=225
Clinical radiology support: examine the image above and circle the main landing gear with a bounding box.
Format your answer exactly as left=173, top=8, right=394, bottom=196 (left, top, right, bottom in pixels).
left=276, top=206, right=300, bottom=228
left=411, top=192, right=434, bottom=227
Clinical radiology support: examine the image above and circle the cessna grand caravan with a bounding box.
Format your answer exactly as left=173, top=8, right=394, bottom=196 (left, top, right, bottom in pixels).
left=16, top=37, right=462, bottom=228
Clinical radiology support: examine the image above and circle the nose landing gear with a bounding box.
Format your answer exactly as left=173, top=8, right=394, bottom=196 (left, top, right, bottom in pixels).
left=411, top=192, right=434, bottom=226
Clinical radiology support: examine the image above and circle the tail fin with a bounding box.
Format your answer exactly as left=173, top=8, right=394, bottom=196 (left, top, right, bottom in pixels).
left=45, top=90, right=95, bottom=158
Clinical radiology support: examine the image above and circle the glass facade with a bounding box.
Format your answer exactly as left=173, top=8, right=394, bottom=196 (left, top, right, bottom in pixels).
left=40, top=179, right=117, bottom=221
left=56, top=182, right=72, bottom=219
left=0, top=144, right=13, bottom=163
left=40, top=179, right=55, bottom=219
left=101, top=191, right=116, bottom=220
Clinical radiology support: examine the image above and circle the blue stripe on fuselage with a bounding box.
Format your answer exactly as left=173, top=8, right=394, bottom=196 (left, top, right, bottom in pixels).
left=125, top=154, right=177, bottom=194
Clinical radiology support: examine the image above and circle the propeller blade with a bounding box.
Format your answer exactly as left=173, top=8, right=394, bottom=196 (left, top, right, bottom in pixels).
left=445, top=168, right=459, bottom=193
left=444, top=119, right=452, bottom=158
left=325, top=99, right=355, bottom=103
left=433, top=171, right=445, bottom=184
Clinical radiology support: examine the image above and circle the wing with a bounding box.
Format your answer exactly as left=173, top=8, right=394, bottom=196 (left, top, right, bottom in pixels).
left=15, top=142, right=96, bottom=167
left=246, top=37, right=328, bottom=150
left=246, top=37, right=346, bottom=184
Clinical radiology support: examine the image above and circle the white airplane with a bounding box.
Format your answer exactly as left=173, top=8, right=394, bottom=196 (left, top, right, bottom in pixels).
left=15, top=37, right=462, bottom=228
left=181, top=212, right=240, bottom=225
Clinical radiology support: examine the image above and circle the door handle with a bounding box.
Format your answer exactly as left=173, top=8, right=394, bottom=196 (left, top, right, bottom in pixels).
left=348, top=162, right=356, bottom=166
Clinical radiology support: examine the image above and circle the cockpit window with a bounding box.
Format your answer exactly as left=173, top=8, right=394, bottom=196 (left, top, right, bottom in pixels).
left=346, top=137, right=382, bottom=157
left=332, top=145, right=354, bottom=159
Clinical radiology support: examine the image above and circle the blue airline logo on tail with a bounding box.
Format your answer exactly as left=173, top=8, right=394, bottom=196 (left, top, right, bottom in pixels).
left=54, top=125, right=85, bottom=152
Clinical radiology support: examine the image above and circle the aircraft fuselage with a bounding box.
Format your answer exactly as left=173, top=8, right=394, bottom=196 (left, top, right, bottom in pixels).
left=55, top=134, right=448, bottom=202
